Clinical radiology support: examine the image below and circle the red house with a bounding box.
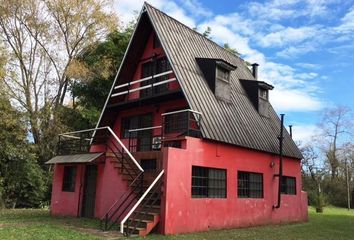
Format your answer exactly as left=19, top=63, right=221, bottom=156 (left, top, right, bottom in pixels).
left=46, top=3, right=308, bottom=237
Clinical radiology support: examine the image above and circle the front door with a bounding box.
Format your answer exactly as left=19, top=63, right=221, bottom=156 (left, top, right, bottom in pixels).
left=81, top=165, right=97, bottom=218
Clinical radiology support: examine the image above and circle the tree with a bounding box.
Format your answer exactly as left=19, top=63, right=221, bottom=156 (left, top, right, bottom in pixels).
left=223, top=43, right=241, bottom=57
left=317, top=106, right=353, bottom=180
left=70, top=24, right=134, bottom=125
left=0, top=90, right=46, bottom=208
left=0, top=0, right=118, bottom=163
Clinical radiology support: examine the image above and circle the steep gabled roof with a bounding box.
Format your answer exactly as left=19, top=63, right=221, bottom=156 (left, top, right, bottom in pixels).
left=96, top=3, right=303, bottom=159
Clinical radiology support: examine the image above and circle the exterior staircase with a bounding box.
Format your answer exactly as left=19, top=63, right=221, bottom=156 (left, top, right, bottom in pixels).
left=102, top=146, right=163, bottom=237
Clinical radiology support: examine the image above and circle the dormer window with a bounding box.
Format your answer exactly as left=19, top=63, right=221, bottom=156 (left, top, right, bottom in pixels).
left=216, top=65, right=230, bottom=83
left=259, top=88, right=268, bottom=100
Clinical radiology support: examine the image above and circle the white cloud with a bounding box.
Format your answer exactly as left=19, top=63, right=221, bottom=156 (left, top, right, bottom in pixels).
left=335, top=6, right=354, bottom=33
left=259, top=26, right=319, bottom=48
left=291, top=124, right=319, bottom=142
left=295, top=63, right=321, bottom=70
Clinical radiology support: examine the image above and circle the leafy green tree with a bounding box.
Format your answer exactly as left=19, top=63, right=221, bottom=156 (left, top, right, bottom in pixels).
left=0, top=91, right=46, bottom=208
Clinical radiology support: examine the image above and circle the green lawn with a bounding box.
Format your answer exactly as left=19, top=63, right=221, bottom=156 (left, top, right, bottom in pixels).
left=0, top=207, right=354, bottom=239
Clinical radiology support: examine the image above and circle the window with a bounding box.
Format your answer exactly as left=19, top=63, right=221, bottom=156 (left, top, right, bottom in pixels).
left=237, top=171, right=263, bottom=198
left=121, top=113, right=152, bottom=138
left=62, top=166, right=77, bottom=192
left=259, top=88, right=268, bottom=100
left=141, top=57, right=172, bottom=97
left=281, top=176, right=296, bottom=195
left=216, top=65, right=230, bottom=82
left=192, top=166, right=226, bottom=198
left=140, top=159, right=157, bottom=171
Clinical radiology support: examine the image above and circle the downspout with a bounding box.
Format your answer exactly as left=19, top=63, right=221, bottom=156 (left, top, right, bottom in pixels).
left=274, top=114, right=285, bottom=209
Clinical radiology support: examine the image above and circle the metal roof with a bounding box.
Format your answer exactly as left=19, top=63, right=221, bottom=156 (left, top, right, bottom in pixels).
left=145, top=3, right=302, bottom=159
left=95, top=3, right=303, bottom=159
left=45, top=153, right=104, bottom=164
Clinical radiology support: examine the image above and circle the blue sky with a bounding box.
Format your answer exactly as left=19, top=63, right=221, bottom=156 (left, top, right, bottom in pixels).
left=115, top=0, right=354, bottom=142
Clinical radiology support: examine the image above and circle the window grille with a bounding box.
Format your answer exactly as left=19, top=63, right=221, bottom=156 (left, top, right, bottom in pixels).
left=192, top=166, right=226, bottom=198
left=281, top=176, right=296, bottom=195
left=237, top=171, right=263, bottom=198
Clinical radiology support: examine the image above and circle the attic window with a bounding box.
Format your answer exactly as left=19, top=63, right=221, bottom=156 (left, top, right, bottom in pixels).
left=216, top=66, right=230, bottom=82
left=259, top=88, right=268, bottom=100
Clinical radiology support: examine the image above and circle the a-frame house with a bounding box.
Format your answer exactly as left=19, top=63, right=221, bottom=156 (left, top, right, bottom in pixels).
left=46, top=3, right=308, bottom=237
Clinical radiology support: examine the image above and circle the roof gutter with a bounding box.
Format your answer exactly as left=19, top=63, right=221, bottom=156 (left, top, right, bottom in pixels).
left=274, top=113, right=284, bottom=209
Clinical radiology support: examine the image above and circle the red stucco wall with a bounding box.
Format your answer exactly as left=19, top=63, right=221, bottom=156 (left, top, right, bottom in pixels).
left=50, top=164, right=85, bottom=217
left=161, top=137, right=308, bottom=235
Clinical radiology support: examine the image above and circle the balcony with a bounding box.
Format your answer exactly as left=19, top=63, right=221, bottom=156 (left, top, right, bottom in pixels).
left=109, top=70, right=181, bottom=107
left=128, top=109, right=202, bottom=152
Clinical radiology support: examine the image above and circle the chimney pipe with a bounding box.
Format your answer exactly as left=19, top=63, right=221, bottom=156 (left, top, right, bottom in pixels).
left=289, top=125, right=293, bottom=138
left=252, top=63, right=259, bottom=80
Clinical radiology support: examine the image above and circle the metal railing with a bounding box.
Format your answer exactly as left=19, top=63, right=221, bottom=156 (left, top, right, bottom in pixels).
left=162, top=109, right=202, bottom=138
left=111, top=70, right=176, bottom=98
left=120, top=169, right=164, bottom=235
left=57, top=126, right=144, bottom=172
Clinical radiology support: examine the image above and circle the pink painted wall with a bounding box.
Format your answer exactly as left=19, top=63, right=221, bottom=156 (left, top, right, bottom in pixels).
left=161, top=137, right=308, bottom=235
left=50, top=164, right=85, bottom=217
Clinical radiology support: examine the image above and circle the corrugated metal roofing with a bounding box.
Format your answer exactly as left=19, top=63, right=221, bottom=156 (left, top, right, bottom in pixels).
left=45, top=153, right=104, bottom=164
left=144, top=3, right=302, bottom=159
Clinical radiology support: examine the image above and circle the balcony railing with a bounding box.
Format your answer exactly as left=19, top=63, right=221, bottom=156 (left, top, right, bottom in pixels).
left=111, top=70, right=176, bottom=99
left=128, top=126, right=162, bottom=153
left=162, top=109, right=202, bottom=138
left=127, top=109, right=202, bottom=152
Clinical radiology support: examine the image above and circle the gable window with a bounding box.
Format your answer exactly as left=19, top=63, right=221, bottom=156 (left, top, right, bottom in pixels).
left=121, top=113, right=152, bottom=139
left=216, top=65, right=230, bottom=82
left=281, top=176, right=296, bottom=195
left=192, top=166, right=226, bottom=198
left=62, top=166, right=77, bottom=192
left=237, top=171, right=263, bottom=198
left=141, top=57, right=171, bottom=97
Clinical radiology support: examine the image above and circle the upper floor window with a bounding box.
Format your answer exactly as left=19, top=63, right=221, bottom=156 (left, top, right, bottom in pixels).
left=259, top=88, right=268, bottom=100
left=237, top=171, right=263, bottom=198
left=62, top=166, right=77, bottom=192
left=141, top=57, right=172, bottom=97
left=216, top=65, right=230, bottom=83
left=281, top=176, right=296, bottom=195
left=192, top=166, right=226, bottom=198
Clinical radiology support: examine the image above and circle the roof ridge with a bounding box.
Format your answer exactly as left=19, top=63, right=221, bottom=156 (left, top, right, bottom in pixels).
left=143, top=2, right=247, bottom=65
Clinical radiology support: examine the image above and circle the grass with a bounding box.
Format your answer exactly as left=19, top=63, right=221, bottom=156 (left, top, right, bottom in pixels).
left=1, top=207, right=354, bottom=239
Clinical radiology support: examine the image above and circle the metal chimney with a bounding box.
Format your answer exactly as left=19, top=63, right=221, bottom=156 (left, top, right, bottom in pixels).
left=251, top=63, right=259, bottom=80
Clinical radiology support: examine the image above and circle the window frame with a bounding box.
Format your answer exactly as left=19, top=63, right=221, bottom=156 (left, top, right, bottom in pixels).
left=120, top=113, right=152, bottom=139
left=62, top=166, right=77, bottom=192
left=237, top=171, right=264, bottom=199
left=191, top=166, right=227, bottom=199
left=216, top=65, right=231, bottom=83
left=281, top=176, right=296, bottom=195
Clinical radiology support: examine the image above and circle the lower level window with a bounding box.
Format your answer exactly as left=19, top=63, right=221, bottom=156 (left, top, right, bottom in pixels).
left=140, top=159, right=157, bottom=171
left=281, top=176, right=296, bottom=195
left=192, top=166, right=226, bottom=198
left=62, top=166, right=77, bottom=192
left=238, top=171, right=263, bottom=198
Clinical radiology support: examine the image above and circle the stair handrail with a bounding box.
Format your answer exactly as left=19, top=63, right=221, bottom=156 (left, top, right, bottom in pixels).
left=59, top=126, right=144, bottom=172
left=120, top=169, right=165, bottom=234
